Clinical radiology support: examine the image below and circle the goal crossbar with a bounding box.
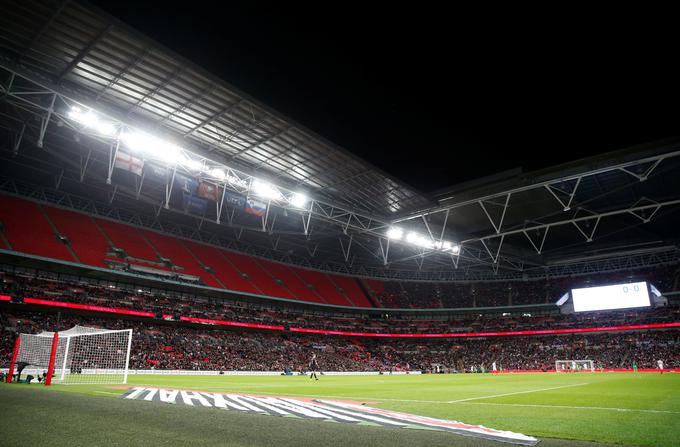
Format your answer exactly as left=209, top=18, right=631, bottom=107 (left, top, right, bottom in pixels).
left=9, top=326, right=132, bottom=385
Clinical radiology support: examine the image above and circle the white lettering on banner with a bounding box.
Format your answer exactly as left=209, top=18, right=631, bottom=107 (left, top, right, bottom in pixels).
left=143, top=388, right=158, bottom=401
left=120, top=388, right=538, bottom=445
left=180, top=391, right=212, bottom=407
left=159, top=389, right=179, bottom=404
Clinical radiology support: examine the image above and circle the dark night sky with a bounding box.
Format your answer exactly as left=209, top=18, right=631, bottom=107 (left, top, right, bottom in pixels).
left=87, top=1, right=679, bottom=193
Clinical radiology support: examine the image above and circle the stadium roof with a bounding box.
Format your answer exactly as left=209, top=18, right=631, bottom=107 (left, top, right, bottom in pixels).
left=0, top=0, right=434, bottom=217
left=0, top=0, right=679, bottom=281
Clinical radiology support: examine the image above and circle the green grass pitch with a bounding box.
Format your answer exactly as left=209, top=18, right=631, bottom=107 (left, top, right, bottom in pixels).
left=1, top=372, right=678, bottom=447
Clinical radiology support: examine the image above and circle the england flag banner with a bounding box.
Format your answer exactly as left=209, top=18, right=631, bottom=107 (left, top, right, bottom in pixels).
left=114, top=151, right=144, bottom=176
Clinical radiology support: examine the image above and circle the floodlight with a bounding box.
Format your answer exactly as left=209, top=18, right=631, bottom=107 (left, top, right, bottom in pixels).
left=209, top=168, right=226, bottom=180
left=290, top=193, right=308, bottom=208
left=121, top=132, right=182, bottom=164
left=252, top=180, right=282, bottom=200
left=68, top=107, right=99, bottom=127
left=183, top=157, right=203, bottom=171
left=406, top=232, right=419, bottom=243
left=96, top=122, right=116, bottom=136
left=227, top=174, right=247, bottom=188
left=386, top=227, right=403, bottom=240
left=451, top=244, right=460, bottom=253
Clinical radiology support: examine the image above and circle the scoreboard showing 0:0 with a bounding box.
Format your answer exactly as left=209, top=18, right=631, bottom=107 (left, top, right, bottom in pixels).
left=571, top=281, right=651, bottom=312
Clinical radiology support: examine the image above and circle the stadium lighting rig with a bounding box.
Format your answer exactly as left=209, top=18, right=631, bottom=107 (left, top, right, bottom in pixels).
left=386, top=227, right=460, bottom=253
left=61, top=102, right=456, bottom=263
left=64, top=105, right=310, bottom=210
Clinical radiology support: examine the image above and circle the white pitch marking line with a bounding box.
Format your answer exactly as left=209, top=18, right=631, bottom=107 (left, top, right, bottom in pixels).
left=95, top=391, right=122, bottom=395
left=458, top=402, right=680, bottom=414
left=447, top=382, right=590, bottom=403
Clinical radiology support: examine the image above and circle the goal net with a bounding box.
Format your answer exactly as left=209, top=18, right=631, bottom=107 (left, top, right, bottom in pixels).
left=555, top=360, right=594, bottom=372
left=9, top=326, right=132, bottom=385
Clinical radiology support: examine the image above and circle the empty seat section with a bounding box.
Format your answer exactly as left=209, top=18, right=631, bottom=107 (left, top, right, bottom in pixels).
left=184, top=242, right=260, bottom=294
left=259, top=260, right=323, bottom=303
left=0, top=195, right=74, bottom=261
left=222, top=252, right=293, bottom=298
left=95, top=219, right=157, bottom=260
left=329, top=274, right=373, bottom=307
left=294, top=269, right=352, bottom=306
left=363, top=278, right=385, bottom=294
left=44, top=206, right=109, bottom=268
left=139, top=230, right=221, bottom=288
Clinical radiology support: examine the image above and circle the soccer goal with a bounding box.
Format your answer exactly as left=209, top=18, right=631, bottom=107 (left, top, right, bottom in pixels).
left=555, top=359, right=594, bottom=372
left=6, top=326, right=132, bottom=385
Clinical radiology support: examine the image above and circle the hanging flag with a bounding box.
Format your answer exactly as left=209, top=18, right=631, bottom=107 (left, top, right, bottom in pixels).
left=223, top=189, right=246, bottom=208
left=144, top=162, right=167, bottom=180
left=114, top=151, right=144, bottom=176
left=182, top=193, right=207, bottom=215
left=174, top=173, right=198, bottom=195
left=197, top=181, right=219, bottom=201
left=244, top=197, right=267, bottom=217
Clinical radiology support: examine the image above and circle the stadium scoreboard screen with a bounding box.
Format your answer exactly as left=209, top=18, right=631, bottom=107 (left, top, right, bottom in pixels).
left=571, top=282, right=651, bottom=312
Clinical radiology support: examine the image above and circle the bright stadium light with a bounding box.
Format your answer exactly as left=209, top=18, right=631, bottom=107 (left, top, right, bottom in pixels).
left=290, top=193, right=308, bottom=208
left=227, top=174, right=248, bottom=188
left=68, top=106, right=99, bottom=127
left=182, top=157, right=203, bottom=172
left=209, top=168, right=226, bottom=180
left=451, top=244, right=460, bottom=253
left=252, top=179, right=282, bottom=200
left=95, top=122, right=116, bottom=136
left=121, top=132, right=182, bottom=164
left=387, top=227, right=403, bottom=240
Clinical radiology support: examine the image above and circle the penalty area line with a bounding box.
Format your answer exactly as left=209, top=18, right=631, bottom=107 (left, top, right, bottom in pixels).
left=447, top=382, right=591, bottom=403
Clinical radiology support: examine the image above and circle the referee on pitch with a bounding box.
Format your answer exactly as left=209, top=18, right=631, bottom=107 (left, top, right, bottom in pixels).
left=309, top=353, right=320, bottom=381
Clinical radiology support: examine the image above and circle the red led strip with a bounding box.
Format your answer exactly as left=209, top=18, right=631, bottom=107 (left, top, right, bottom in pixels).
left=23, top=298, right=156, bottom=318
left=179, top=316, right=284, bottom=331
left=13, top=296, right=680, bottom=337
left=289, top=322, right=680, bottom=338
left=0, top=295, right=11, bottom=301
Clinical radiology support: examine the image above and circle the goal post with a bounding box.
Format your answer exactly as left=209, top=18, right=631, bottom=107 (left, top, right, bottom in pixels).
left=555, top=360, right=594, bottom=372
left=13, top=326, right=132, bottom=385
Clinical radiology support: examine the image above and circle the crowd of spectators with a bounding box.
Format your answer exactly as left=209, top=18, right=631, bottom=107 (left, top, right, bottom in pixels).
left=1, top=264, right=679, bottom=373
left=1, top=311, right=678, bottom=372
left=367, top=264, right=680, bottom=308
left=1, top=269, right=679, bottom=335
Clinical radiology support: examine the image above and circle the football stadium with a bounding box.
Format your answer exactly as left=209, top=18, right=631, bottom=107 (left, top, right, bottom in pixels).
left=0, top=2, right=679, bottom=447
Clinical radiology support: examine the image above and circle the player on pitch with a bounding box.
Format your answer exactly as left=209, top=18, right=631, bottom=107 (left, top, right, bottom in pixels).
left=309, top=353, right=320, bottom=380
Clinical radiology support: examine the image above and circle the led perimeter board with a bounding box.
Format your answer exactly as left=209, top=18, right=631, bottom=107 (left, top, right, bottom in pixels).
left=571, top=282, right=650, bottom=312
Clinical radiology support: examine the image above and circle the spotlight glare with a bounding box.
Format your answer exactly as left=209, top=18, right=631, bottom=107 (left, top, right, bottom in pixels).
left=209, top=168, right=226, bottom=180
left=183, top=158, right=203, bottom=171
left=386, top=227, right=403, bottom=240
left=252, top=180, right=282, bottom=200
left=96, top=122, right=116, bottom=136
left=68, top=107, right=99, bottom=127
left=290, top=193, right=308, bottom=208
left=121, top=132, right=182, bottom=164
